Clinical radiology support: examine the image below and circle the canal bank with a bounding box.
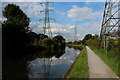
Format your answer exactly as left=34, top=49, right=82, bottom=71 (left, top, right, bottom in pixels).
left=64, top=47, right=89, bottom=78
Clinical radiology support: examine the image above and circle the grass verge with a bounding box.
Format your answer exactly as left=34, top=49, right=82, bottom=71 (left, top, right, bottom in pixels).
left=66, top=47, right=89, bottom=78
left=89, top=46, right=119, bottom=78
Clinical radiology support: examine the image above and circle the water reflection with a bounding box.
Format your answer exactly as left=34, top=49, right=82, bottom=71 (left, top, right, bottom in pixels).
left=2, top=46, right=80, bottom=79
left=3, top=58, right=29, bottom=79
left=29, top=47, right=80, bottom=78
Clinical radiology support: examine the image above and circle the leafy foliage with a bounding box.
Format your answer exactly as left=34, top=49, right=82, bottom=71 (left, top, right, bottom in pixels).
left=3, top=4, right=30, bottom=31
left=2, top=4, right=30, bottom=56
left=86, top=34, right=99, bottom=47
left=42, top=38, right=53, bottom=47
left=82, top=34, right=92, bottom=45
left=27, top=31, right=38, bottom=45
left=52, top=35, right=66, bottom=49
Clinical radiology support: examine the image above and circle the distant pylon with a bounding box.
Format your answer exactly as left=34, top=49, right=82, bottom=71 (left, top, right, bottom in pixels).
left=74, top=26, right=78, bottom=41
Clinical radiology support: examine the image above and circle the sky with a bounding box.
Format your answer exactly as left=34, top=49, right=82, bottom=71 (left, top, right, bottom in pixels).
left=0, top=1, right=105, bottom=42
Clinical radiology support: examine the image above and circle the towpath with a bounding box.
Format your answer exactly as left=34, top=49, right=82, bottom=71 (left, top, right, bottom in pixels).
left=86, top=46, right=118, bottom=78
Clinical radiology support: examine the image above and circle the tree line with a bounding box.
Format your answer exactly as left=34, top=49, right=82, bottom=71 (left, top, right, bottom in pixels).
left=2, top=4, right=65, bottom=58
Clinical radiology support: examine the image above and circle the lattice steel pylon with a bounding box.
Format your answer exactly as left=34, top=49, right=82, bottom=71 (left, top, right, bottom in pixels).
left=99, top=0, right=120, bottom=51
left=39, top=0, right=55, bottom=38
left=74, top=26, right=78, bottom=41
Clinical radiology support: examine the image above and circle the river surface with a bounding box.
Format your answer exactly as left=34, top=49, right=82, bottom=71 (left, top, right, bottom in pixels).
left=3, top=46, right=80, bottom=79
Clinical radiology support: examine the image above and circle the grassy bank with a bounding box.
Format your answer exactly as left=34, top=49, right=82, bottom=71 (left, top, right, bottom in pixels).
left=67, top=48, right=89, bottom=78
left=89, top=46, right=119, bottom=77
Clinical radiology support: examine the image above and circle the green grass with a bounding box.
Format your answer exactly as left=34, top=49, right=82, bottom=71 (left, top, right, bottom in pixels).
left=89, top=46, right=119, bottom=77
left=68, top=48, right=89, bottom=78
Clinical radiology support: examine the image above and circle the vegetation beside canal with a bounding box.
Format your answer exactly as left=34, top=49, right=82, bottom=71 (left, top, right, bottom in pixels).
left=66, top=44, right=84, bottom=51
left=2, top=4, right=66, bottom=58
left=66, top=47, right=89, bottom=78
left=89, top=46, right=120, bottom=78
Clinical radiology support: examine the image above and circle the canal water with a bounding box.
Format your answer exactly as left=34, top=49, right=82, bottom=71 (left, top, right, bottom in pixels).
left=3, top=46, right=80, bottom=79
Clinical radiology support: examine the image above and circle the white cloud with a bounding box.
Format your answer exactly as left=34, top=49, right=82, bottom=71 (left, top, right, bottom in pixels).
left=32, top=21, right=101, bottom=41
left=32, top=23, right=71, bottom=33
left=14, top=2, right=44, bottom=18
left=2, top=2, right=46, bottom=21
left=50, top=23, right=64, bottom=28
left=30, top=22, right=76, bottom=41
left=51, top=28, right=67, bottom=33
left=67, top=5, right=103, bottom=21
left=77, top=21, right=101, bottom=39
left=0, top=17, right=7, bottom=22
left=69, top=25, right=75, bottom=29
left=65, top=5, right=103, bottom=40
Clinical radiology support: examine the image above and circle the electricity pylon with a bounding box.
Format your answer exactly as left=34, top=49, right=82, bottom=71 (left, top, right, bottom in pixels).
left=39, top=0, right=55, bottom=38
left=74, top=26, right=78, bottom=41
left=38, top=1, right=54, bottom=78
left=99, top=0, right=120, bottom=51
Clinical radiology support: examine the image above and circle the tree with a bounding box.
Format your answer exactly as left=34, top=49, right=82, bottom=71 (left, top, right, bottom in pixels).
left=3, top=4, right=30, bottom=31
left=91, top=34, right=99, bottom=40
left=27, top=31, right=38, bottom=45
left=53, top=35, right=65, bottom=43
left=52, top=35, right=66, bottom=49
left=85, top=34, right=99, bottom=47
left=83, top=34, right=92, bottom=41
left=42, top=38, right=53, bottom=47
left=38, top=34, right=48, bottom=40
left=2, top=4, right=30, bottom=56
left=82, top=34, right=92, bottom=45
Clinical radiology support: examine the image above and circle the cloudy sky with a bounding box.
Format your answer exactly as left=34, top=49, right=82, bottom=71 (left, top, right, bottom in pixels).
left=1, top=1, right=105, bottom=41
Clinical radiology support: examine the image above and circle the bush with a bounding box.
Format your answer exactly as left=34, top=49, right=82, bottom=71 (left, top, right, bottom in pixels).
left=42, top=38, right=53, bottom=47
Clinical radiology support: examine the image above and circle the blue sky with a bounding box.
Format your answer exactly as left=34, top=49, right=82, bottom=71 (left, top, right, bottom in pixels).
left=1, top=2, right=105, bottom=41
